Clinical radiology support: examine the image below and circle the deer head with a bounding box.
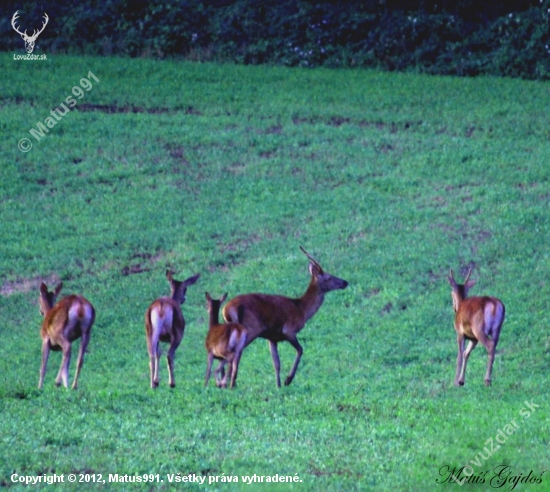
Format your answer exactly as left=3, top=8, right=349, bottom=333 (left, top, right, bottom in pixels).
left=300, top=246, right=348, bottom=293
left=39, top=281, right=63, bottom=316
left=447, top=268, right=477, bottom=313
left=12, top=11, right=49, bottom=54
left=166, top=270, right=200, bottom=304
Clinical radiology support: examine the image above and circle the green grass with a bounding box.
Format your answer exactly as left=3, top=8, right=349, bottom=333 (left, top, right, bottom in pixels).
left=0, top=54, right=549, bottom=491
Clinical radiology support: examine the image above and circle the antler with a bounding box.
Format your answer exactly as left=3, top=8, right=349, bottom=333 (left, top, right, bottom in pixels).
left=299, top=246, right=324, bottom=273
left=11, top=11, right=49, bottom=40
left=30, top=13, right=49, bottom=40
left=448, top=267, right=473, bottom=287
left=11, top=11, right=25, bottom=37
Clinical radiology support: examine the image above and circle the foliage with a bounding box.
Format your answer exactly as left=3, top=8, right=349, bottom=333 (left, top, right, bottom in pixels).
left=0, top=0, right=549, bottom=78
left=1, top=55, right=549, bottom=490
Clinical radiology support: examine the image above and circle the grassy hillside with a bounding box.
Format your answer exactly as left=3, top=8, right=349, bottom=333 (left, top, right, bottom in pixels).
left=0, top=55, right=549, bottom=491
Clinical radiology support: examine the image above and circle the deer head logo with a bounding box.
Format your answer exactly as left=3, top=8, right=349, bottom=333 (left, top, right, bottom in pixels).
left=12, top=11, right=49, bottom=54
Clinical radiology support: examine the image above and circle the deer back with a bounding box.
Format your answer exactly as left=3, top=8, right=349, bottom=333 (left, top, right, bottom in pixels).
left=455, top=296, right=505, bottom=339
left=146, top=297, right=185, bottom=343
left=206, top=322, right=247, bottom=357
left=223, top=293, right=306, bottom=341
left=41, top=295, right=95, bottom=344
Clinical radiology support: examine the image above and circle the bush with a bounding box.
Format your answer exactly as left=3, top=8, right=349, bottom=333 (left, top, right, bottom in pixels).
left=1, top=0, right=548, bottom=79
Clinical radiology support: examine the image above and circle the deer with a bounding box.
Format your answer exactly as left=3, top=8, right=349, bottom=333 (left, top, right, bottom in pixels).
left=222, top=246, right=348, bottom=388
left=38, top=282, right=95, bottom=389
left=11, top=11, right=49, bottom=54
left=145, top=270, right=200, bottom=389
left=448, top=268, right=505, bottom=387
left=204, top=293, right=248, bottom=389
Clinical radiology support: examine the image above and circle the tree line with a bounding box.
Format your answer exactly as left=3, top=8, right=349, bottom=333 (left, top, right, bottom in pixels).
left=1, top=0, right=549, bottom=79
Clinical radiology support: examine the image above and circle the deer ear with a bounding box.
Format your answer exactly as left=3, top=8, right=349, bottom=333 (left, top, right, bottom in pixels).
left=166, top=270, right=173, bottom=281
left=54, top=282, right=63, bottom=296
left=464, top=279, right=477, bottom=290
left=40, top=282, right=48, bottom=293
left=184, top=273, right=200, bottom=287
left=220, top=292, right=228, bottom=304
left=309, top=262, right=322, bottom=276
left=205, top=292, right=211, bottom=301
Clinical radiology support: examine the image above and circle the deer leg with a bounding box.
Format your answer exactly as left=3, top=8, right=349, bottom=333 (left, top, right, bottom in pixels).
left=56, top=341, right=72, bottom=388
left=38, top=339, right=50, bottom=389
left=205, top=352, right=214, bottom=387
left=220, top=358, right=233, bottom=389
left=166, top=336, right=183, bottom=388
left=146, top=336, right=159, bottom=388
left=284, top=337, right=303, bottom=386
left=269, top=340, right=282, bottom=388
left=71, top=332, right=89, bottom=390
left=166, top=347, right=176, bottom=388
left=229, top=351, right=243, bottom=389
left=484, top=340, right=496, bottom=387
left=455, top=334, right=465, bottom=386
left=154, top=343, right=162, bottom=387
left=458, top=339, right=477, bottom=386
left=477, top=332, right=495, bottom=386
left=214, top=360, right=226, bottom=388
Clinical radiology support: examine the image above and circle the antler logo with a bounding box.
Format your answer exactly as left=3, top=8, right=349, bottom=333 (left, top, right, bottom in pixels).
left=11, top=11, right=49, bottom=54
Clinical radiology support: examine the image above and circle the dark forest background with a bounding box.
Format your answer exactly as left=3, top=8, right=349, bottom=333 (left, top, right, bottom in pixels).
left=1, top=0, right=549, bottom=78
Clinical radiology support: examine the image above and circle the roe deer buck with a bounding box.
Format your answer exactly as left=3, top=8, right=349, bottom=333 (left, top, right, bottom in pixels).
left=448, top=268, right=505, bottom=387
left=204, top=292, right=247, bottom=389
left=222, top=246, right=348, bottom=388
left=38, top=282, right=95, bottom=389
left=145, top=270, right=200, bottom=388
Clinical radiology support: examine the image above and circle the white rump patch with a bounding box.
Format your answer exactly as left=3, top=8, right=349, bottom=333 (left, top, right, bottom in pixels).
left=228, top=330, right=239, bottom=351
left=151, top=306, right=173, bottom=339
left=228, top=329, right=246, bottom=353
left=484, top=301, right=504, bottom=338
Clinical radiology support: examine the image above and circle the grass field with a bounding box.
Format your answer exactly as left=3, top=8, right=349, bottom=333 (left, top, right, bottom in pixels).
left=0, top=54, right=549, bottom=491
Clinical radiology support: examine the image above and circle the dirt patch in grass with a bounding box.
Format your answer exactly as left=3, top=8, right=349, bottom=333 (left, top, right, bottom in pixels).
left=336, top=403, right=371, bottom=413
left=77, top=103, right=169, bottom=114
left=206, top=233, right=264, bottom=272
left=380, top=302, right=393, bottom=315
left=359, top=119, right=423, bottom=132
left=259, top=150, right=276, bottom=159
left=1, top=274, right=61, bottom=297
left=291, top=116, right=423, bottom=132
left=329, top=116, right=351, bottom=127
left=121, top=252, right=164, bottom=277
left=162, top=143, right=210, bottom=187
left=165, top=144, right=190, bottom=164
left=262, top=124, right=283, bottom=134
left=432, top=221, right=492, bottom=245
left=76, top=104, right=201, bottom=115
left=221, top=234, right=262, bottom=253
left=292, top=115, right=352, bottom=127
left=225, top=162, right=248, bottom=174
left=363, top=288, right=380, bottom=298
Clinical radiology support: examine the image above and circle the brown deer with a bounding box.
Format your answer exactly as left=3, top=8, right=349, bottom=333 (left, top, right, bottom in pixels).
left=145, top=270, right=200, bottom=388
left=204, top=292, right=247, bottom=389
left=223, top=246, right=348, bottom=387
left=38, top=282, right=95, bottom=389
left=448, top=268, right=505, bottom=387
